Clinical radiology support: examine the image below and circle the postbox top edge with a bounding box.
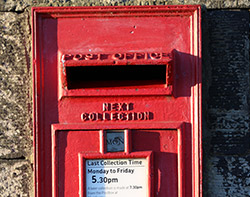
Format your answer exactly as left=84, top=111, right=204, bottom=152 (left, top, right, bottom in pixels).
left=31, top=5, right=201, bottom=16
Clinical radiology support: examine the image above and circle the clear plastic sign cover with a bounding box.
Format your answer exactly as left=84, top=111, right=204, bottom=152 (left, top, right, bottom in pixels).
left=86, top=158, right=148, bottom=197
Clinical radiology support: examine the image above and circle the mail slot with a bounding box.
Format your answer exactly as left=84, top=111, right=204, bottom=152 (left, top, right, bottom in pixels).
left=65, top=64, right=167, bottom=89
left=32, top=5, right=202, bottom=197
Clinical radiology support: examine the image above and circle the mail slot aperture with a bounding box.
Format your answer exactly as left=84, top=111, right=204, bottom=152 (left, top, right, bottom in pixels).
left=66, top=64, right=167, bottom=89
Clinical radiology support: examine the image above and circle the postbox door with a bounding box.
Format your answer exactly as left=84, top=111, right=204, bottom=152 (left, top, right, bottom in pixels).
left=52, top=125, right=187, bottom=197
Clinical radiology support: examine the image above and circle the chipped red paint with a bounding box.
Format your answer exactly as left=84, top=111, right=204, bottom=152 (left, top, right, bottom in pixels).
left=32, top=5, right=202, bottom=197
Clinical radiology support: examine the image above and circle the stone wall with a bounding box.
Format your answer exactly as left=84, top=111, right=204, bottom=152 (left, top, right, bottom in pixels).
left=203, top=10, right=250, bottom=197
left=0, top=10, right=33, bottom=196
left=0, top=0, right=249, bottom=196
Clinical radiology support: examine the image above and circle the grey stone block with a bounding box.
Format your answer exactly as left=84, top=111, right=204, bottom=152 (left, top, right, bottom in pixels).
left=0, top=0, right=30, bottom=12
left=205, top=156, right=250, bottom=197
left=206, top=10, right=250, bottom=155
left=0, top=160, right=32, bottom=197
left=207, top=11, right=249, bottom=111
left=0, top=12, right=32, bottom=159
left=208, top=111, right=249, bottom=155
left=238, top=0, right=250, bottom=8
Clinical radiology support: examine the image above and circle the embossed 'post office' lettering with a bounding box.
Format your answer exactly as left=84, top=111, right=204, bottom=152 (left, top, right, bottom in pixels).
left=62, top=52, right=171, bottom=63
left=136, top=53, right=146, bottom=59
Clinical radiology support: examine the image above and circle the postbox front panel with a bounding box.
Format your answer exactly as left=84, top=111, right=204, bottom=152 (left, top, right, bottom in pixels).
left=33, top=6, right=201, bottom=197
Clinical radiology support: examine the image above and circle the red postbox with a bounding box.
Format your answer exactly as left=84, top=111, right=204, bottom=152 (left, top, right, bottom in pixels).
left=32, top=5, right=202, bottom=197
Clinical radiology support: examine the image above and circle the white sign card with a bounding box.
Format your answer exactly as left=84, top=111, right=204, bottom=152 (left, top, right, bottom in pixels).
left=86, top=158, right=148, bottom=197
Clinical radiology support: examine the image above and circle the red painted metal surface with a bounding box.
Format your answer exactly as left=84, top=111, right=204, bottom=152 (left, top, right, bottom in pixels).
left=32, top=5, right=202, bottom=197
